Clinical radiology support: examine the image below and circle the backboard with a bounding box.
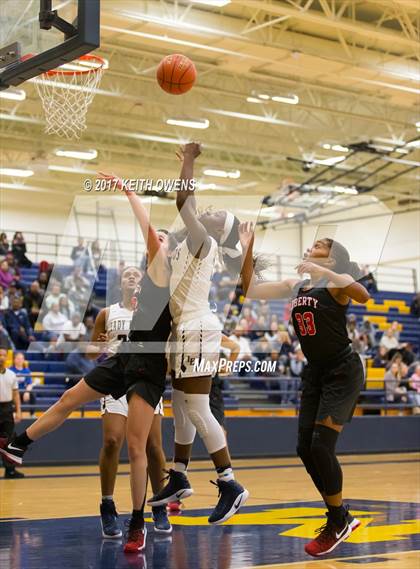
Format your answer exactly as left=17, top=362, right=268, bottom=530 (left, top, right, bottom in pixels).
left=0, top=0, right=100, bottom=90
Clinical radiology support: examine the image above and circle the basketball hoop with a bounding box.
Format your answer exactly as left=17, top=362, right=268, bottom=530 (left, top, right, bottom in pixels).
left=34, top=53, right=106, bottom=139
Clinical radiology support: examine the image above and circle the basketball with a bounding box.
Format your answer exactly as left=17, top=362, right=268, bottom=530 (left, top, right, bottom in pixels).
left=156, top=54, right=196, bottom=95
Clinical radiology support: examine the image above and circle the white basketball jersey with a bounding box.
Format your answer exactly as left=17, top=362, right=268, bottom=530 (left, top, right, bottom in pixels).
left=170, top=236, right=218, bottom=324
left=106, top=302, right=133, bottom=355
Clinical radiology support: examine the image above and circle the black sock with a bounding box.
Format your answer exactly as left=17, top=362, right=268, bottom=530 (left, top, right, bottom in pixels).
left=14, top=431, right=33, bottom=448
left=327, top=504, right=346, bottom=527
left=130, top=509, right=144, bottom=529
left=216, top=464, right=232, bottom=474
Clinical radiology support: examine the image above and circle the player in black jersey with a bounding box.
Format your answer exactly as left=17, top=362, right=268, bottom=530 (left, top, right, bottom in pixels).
left=0, top=178, right=172, bottom=554
left=239, top=222, right=370, bottom=558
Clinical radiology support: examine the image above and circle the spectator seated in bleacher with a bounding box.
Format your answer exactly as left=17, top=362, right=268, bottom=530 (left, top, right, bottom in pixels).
left=58, top=313, right=86, bottom=344
left=220, top=303, right=239, bottom=335
left=213, top=268, right=238, bottom=302
left=0, top=285, right=9, bottom=311
left=83, top=316, right=95, bottom=341
left=5, top=253, right=25, bottom=292
left=373, top=345, right=389, bottom=368
left=58, top=295, right=76, bottom=321
left=42, top=303, right=70, bottom=336
left=407, top=364, right=420, bottom=415
left=360, top=318, right=378, bottom=350
left=63, top=266, right=90, bottom=294
left=23, top=280, right=44, bottom=328
left=70, top=237, right=86, bottom=268
left=38, top=270, right=50, bottom=292
left=410, top=292, right=420, bottom=319
left=384, top=362, right=408, bottom=405
left=9, top=352, right=36, bottom=417
left=68, top=275, right=90, bottom=310
left=11, top=232, right=32, bottom=268
left=0, top=317, right=14, bottom=350
left=45, top=282, right=67, bottom=311
left=346, top=313, right=359, bottom=345
left=84, top=299, right=101, bottom=322
left=65, top=347, right=95, bottom=388
left=0, top=232, right=10, bottom=256
left=0, top=260, right=14, bottom=290
left=4, top=295, right=35, bottom=350
left=380, top=327, right=400, bottom=353
left=263, top=321, right=280, bottom=344
left=229, top=325, right=256, bottom=376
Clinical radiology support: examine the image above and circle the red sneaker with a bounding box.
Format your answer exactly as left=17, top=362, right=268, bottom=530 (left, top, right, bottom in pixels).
left=124, top=525, right=147, bottom=553
left=304, top=516, right=351, bottom=557
left=167, top=500, right=182, bottom=513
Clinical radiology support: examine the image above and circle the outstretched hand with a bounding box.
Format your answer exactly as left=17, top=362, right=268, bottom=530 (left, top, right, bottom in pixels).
left=98, top=171, right=124, bottom=192
left=176, top=142, right=202, bottom=162
left=238, top=221, right=255, bottom=250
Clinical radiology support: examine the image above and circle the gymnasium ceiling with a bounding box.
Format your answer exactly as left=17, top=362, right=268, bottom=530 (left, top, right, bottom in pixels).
left=0, top=0, right=419, bottom=225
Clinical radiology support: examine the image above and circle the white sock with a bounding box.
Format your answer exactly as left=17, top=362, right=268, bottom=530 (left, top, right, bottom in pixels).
left=174, top=462, right=187, bottom=473
left=102, top=495, right=113, bottom=501
left=217, top=467, right=234, bottom=482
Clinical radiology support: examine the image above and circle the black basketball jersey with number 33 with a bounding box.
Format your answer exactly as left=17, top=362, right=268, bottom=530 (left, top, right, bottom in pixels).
left=291, top=279, right=350, bottom=364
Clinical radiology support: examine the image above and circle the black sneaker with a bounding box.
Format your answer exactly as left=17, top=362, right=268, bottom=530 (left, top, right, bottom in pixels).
left=345, top=504, right=361, bottom=533
left=208, top=479, right=249, bottom=525
left=4, top=469, right=25, bottom=479
left=100, top=500, right=122, bottom=539
left=0, top=438, right=26, bottom=466
left=147, top=469, right=193, bottom=507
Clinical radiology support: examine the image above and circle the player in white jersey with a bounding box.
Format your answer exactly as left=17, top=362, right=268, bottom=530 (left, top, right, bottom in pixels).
left=148, top=143, right=249, bottom=525
left=88, top=266, right=171, bottom=537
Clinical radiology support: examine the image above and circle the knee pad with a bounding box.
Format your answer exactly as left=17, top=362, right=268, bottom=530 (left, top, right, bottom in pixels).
left=184, top=393, right=226, bottom=454
left=311, top=425, right=342, bottom=495
left=172, top=389, right=196, bottom=446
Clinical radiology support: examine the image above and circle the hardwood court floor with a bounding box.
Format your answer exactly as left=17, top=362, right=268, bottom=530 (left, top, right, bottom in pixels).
left=0, top=453, right=419, bottom=569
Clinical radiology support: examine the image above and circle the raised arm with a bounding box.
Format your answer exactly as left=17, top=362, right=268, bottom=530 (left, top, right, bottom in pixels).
left=295, top=260, right=370, bottom=304
left=175, top=143, right=211, bottom=257
left=238, top=222, right=297, bottom=300
left=98, top=172, right=162, bottom=264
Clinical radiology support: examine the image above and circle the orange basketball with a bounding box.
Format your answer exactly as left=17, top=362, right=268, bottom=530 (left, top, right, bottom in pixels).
left=156, top=54, right=197, bottom=95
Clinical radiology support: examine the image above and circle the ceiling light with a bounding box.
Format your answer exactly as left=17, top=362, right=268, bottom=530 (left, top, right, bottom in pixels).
left=258, top=94, right=270, bottom=100
left=406, top=139, right=420, bottom=148
left=246, top=97, right=265, bottom=104
left=271, top=95, right=299, bottom=105
left=0, top=89, right=26, bottom=101
left=322, top=143, right=331, bottom=150
left=313, top=156, right=346, bottom=166
left=102, top=26, right=241, bottom=58
left=0, top=168, right=34, bottom=178
left=331, top=144, right=348, bottom=152
left=166, top=118, right=209, bottom=129
left=203, top=108, right=304, bottom=127
left=196, top=182, right=217, bottom=190
left=48, top=165, right=96, bottom=174
left=119, top=11, right=240, bottom=39
left=415, top=121, right=420, bottom=128
left=203, top=168, right=240, bottom=179
left=190, top=0, right=231, bottom=6
left=55, top=149, right=98, bottom=160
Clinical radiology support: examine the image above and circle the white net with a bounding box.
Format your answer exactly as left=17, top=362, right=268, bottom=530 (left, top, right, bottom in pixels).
left=34, top=57, right=104, bottom=139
